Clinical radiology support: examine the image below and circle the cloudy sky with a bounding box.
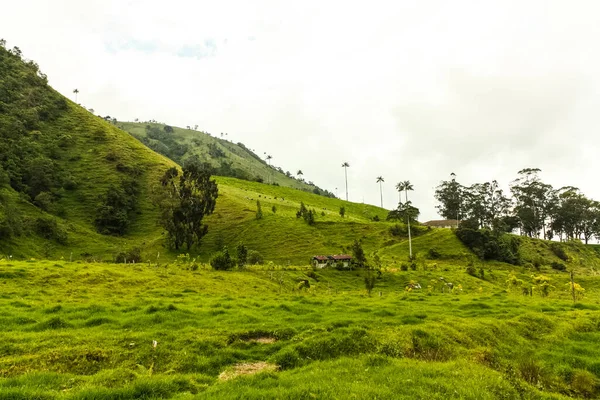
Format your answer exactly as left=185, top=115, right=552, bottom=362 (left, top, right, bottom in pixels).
left=3, top=0, right=599, bottom=220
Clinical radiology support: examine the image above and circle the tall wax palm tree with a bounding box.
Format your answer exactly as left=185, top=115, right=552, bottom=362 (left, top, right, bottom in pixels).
left=398, top=180, right=414, bottom=258
left=395, top=181, right=403, bottom=204
left=341, top=162, right=350, bottom=201
left=73, top=88, right=79, bottom=103
left=376, top=176, right=385, bottom=208
left=297, top=170, right=303, bottom=180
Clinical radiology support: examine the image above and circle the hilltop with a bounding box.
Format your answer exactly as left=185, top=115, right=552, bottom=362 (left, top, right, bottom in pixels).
left=118, top=121, right=334, bottom=197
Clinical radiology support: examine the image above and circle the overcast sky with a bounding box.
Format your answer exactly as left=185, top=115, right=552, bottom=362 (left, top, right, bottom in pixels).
left=3, top=0, right=599, bottom=221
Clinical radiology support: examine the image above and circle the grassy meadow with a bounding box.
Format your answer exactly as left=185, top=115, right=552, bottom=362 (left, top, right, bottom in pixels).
left=1, top=257, right=599, bottom=399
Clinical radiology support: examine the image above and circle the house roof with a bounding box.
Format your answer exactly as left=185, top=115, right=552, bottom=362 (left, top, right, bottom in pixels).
left=423, top=219, right=459, bottom=227
left=312, top=254, right=353, bottom=261
left=331, top=254, right=352, bottom=260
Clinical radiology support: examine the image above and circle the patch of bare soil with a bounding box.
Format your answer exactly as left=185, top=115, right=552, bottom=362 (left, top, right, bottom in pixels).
left=218, top=362, right=279, bottom=381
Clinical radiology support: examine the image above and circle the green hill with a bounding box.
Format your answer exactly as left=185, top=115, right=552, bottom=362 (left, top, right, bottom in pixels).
left=0, top=43, right=400, bottom=263
left=118, top=121, right=334, bottom=197
left=3, top=42, right=600, bottom=276
left=0, top=44, right=176, bottom=259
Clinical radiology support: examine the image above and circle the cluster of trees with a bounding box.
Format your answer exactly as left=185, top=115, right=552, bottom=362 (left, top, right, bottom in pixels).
left=210, top=243, right=264, bottom=270
left=0, top=42, right=71, bottom=209
left=435, top=168, right=600, bottom=244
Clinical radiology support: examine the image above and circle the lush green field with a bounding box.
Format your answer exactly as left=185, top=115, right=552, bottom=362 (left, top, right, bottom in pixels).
left=1, top=258, right=599, bottom=399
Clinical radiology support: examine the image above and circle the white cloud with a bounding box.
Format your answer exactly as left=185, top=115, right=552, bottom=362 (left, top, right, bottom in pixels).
left=3, top=0, right=600, bottom=220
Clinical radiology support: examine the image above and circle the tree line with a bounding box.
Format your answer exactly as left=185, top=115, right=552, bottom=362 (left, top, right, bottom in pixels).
left=435, top=168, right=600, bottom=244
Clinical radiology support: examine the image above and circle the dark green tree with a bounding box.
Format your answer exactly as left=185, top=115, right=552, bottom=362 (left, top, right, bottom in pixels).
left=236, top=243, right=248, bottom=267
left=434, top=172, right=464, bottom=220
left=158, top=163, right=218, bottom=250
left=256, top=200, right=263, bottom=220
left=350, top=239, right=367, bottom=268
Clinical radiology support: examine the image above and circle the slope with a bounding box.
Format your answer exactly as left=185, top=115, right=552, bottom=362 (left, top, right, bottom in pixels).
left=118, top=121, right=334, bottom=196
left=0, top=44, right=177, bottom=259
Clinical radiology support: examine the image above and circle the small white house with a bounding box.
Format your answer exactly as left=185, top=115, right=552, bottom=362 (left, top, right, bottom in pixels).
left=311, top=254, right=353, bottom=269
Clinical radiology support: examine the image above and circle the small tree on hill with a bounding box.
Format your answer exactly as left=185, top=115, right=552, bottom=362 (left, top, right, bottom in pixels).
left=350, top=240, right=367, bottom=268
left=158, top=163, right=218, bottom=250
left=364, top=270, right=376, bottom=296
left=339, top=206, right=346, bottom=218
left=296, top=202, right=316, bottom=225
left=236, top=243, right=248, bottom=267
left=256, top=200, right=263, bottom=220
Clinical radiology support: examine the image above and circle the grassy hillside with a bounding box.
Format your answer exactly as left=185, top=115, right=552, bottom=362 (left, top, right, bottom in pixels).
left=0, top=44, right=177, bottom=259
left=1, top=258, right=599, bottom=399
left=119, top=121, right=333, bottom=196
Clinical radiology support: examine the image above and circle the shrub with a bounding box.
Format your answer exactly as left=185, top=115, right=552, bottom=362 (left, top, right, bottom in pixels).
left=255, top=200, right=263, bottom=220
left=390, top=224, right=405, bottom=237
left=400, top=263, right=408, bottom=271
left=549, top=242, right=569, bottom=261
left=466, top=262, right=477, bottom=276
left=550, top=261, right=567, bottom=271
left=410, top=261, right=417, bottom=271
left=427, top=247, right=442, bottom=259
left=210, top=248, right=235, bottom=270
left=34, top=191, right=53, bottom=211
left=35, top=217, right=68, bottom=244
left=364, top=271, right=376, bottom=295
left=339, top=206, right=345, bottom=218
left=115, top=247, right=142, bottom=263
left=247, top=250, right=264, bottom=265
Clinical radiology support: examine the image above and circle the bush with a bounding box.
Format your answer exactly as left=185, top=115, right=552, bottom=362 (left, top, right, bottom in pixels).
left=427, top=247, right=442, bottom=259
left=390, top=224, right=405, bottom=237
left=35, top=217, right=68, bottom=244
left=115, top=247, right=142, bottom=263
left=210, top=248, right=235, bottom=270
left=466, top=262, right=477, bottom=276
left=549, top=242, right=569, bottom=262
left=550, top=261, right=567, bottom=271
left=246, top=250, right=264, bottom=265
left=400, top=263, right=408, bottom=271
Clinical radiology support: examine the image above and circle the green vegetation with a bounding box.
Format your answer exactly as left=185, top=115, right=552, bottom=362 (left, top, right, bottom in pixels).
left=4, top=40, right=600, bottom=398
left=435, top=169, right=600, bottom=242
left=157, top=164, right=218, bottom=250
left=119, top=121, right=335, bottom=197
left=1, top=258, right=599, bottom=399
